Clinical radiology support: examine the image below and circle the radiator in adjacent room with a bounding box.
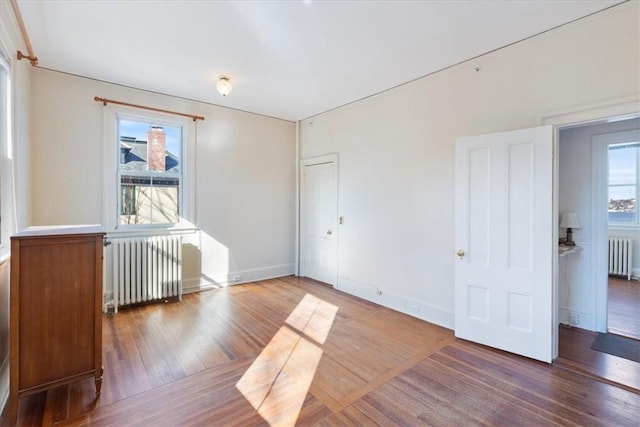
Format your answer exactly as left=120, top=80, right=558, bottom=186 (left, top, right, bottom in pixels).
left=608, top=236, right=633, bottom=280
left=110, top=235, right=183, bottom=312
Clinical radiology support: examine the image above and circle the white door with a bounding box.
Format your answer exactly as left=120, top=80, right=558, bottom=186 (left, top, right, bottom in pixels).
left=300, top=155, right=338, bottom=286
left=454, top=126, right=553, bottom=362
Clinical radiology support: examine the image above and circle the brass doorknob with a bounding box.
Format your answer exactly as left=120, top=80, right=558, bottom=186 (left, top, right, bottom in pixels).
left=456, top=249, right=465, bottom=258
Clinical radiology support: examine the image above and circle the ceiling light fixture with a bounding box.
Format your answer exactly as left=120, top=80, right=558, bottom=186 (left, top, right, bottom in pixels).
left=216, top=76, right=232, bottom=96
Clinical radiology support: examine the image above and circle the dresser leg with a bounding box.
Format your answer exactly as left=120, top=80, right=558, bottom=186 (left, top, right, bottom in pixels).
left=95, top=367, right=104, bottom=396
left=6, top=394, right=18, bottom=425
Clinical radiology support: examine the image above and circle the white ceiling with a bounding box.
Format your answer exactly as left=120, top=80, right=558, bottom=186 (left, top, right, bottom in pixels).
left=17, top=0, right=623, bottom=121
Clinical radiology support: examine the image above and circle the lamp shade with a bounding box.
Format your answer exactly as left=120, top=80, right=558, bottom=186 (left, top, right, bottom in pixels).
left=560, top=212, right=581, bottom=229
left=216, top=76, right=232, bottom=96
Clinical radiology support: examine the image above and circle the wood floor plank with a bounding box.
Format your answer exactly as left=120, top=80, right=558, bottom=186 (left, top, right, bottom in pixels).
left=412, top=351, right=580, bottom=425
left=556, top=326, right=640, bottom=392
left=337, top=340, right=640, bottom=426
left=336, top=342, right=452, bottom=408
left=314, top=406, right=376, bottom=427
left=4, top=276, right=639, bottom=426
left=608, top=277, right=640, bottom=340
left=438, top=342, right=638, bottom=425
left=350, top=396, right=424, bottom=426
left=392, top=357, right=550, bottom=425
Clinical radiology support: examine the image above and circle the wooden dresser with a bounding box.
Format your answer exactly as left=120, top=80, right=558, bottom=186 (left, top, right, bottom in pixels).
left=8, top=225, right=105, bottom=423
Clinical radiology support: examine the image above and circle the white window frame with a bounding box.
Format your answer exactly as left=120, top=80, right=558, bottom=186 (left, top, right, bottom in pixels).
left=103, top=105, right=195, bottom=233
left=603, top=130, right=640, bottom=231
left=0, top=46, right=12, bottom=247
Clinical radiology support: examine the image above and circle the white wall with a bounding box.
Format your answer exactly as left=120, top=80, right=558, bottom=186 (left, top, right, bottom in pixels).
left=300, top=2, right=640, bottom=328
left=0, top=0, right=32, bottom=414
left=558, top=119, right=640, bottom=330
left=29, top=68, right=296, bottom=295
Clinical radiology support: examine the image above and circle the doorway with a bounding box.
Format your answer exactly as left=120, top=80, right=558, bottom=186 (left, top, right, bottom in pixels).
left=555, top=116, right=640, bottom=389
left=299, top=154, right=338, bottom=286
left=604, top=134, right=640, bottom=340
left=557, top=121, right=640, bottom=334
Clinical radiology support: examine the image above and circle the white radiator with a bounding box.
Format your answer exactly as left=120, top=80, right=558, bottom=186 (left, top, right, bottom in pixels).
left=110, top=235, right=183, bottom=312
left=608, top=236, right=633, bottom=280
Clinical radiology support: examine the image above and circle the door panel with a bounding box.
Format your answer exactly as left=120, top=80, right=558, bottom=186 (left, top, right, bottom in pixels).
left=455, top=126, right=553, bottom=362
left=507, top=143, right=533, bottom=271
left=468, top=147, right=490, bottom=266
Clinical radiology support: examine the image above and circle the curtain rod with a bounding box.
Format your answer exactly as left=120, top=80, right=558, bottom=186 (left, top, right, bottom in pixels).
left=94, top=97, right=205, bottom=122
left=10, top=0, right=38, bottom=66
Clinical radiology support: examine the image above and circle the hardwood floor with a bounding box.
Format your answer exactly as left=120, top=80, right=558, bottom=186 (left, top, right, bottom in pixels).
left=556, top=325, right=640, bottom=393
left=608, top=277, right=640, bottom=340
left=555, top=277, right=640, bottom=394
left=3, top=276, right=640, bottom=426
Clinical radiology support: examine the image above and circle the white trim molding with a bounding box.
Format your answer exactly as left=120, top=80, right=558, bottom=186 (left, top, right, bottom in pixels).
left=593, top=129, right=640, bottom=330
left=539, top=95, right=640, bottom=127
left=182, top=263, right=295, bottom=294
left=337, top=276, right=454, bottom=329
left=544, top=96, right=640, bottom=358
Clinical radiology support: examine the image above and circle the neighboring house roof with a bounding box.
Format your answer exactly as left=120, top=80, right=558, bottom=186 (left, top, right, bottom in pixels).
left=120, top=137, right=179, bottom=174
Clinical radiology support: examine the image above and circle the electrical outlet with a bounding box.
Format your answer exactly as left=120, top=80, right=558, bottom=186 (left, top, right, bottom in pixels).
left=569, top=313, right=579, bottom=326
left=232, top=275, right=242, bottom=282
left=376, top=289, right=382, bottom=295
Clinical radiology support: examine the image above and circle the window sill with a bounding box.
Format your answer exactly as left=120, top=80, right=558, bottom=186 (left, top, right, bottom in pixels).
left=107, top=224, right=199, bottom=239
left=608, top=223, right=640, bottom=232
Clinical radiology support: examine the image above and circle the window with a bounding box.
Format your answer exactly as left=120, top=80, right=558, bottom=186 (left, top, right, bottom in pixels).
left=117, top=118, right=183, bottom=226
left=104, top=106, right=194, bottom=232
left=608, top=142, right=639, bottom=226
left=0, top=50, right=10, bottom=244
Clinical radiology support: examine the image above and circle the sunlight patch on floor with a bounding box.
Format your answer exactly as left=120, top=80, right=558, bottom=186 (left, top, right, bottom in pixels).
left=236, top=293, right=339, bottom=426
left=285, top=293, right=339, bottom=345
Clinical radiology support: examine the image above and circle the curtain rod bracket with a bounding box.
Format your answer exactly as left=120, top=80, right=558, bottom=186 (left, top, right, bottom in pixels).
left=94, top=96, right=204, bottom=121
left=16, top=50, right=38, bottom=66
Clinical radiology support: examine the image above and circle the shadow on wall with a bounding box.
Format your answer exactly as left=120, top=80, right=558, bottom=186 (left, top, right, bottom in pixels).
left=190, top=228, right=232, bottom=290
left=103, top=228, right=232, bottom=312
left=182, top=242, right=204, bottom=291
left=183, top=238, right=233, bottom=291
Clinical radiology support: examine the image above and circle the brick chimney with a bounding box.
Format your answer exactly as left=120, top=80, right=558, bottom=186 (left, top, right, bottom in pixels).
left=147, top=127, right=166, bottom=171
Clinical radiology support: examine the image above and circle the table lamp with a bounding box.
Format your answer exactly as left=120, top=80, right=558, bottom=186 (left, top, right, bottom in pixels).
left=560, top=212, right=581, bottom=246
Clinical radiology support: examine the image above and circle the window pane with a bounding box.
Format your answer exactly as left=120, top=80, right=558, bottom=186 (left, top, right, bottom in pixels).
left=121, top=183, right=137, bottom=216
left=118, top=119, right=182, bottom=225
left=608, top=143, right=638, bottom=224
left=608, top=185, right=636, bottom=223
left=608, top=144, right=637, bottom=185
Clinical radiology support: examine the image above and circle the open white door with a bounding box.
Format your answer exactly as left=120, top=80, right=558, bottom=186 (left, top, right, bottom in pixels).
left=454, top=126, right=553, bottom=362
left=300, top=155, right=338, bottom=286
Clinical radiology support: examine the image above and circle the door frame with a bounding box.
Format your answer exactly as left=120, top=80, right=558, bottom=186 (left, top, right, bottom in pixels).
left=592, top=129, right=640, bottom=331
left=540, top=95, right=640, bottom=359
left=299, top=153, right=339, bottom=284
